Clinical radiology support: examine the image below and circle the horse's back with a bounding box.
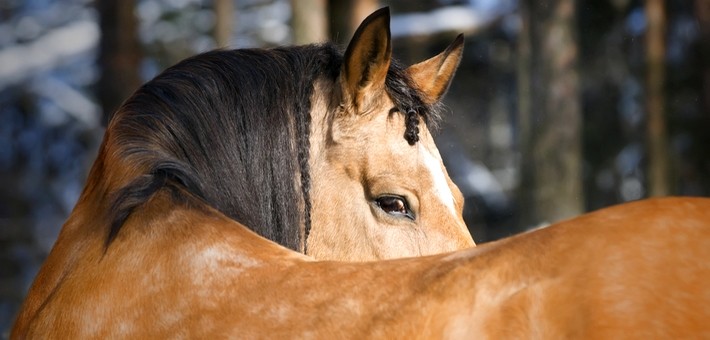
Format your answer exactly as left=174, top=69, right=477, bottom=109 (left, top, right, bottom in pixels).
left=469, top=197, right=710, bottom=338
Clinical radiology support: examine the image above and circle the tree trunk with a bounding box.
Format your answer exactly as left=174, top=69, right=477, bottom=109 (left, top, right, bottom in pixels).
left=291, top=0, right=328, bottom=44
left=328, top=0, right=379, bottom=44
left=516, top=0, right=534, bottom=228
left=517, top=0, right=584, bottom=225
left=698, top=0, right=710, bottom=119
left=97, top=0, right=142, bottom=126
left=214, top=0, right=234, bottom=48
left=645, top=0, right=671, bottom=196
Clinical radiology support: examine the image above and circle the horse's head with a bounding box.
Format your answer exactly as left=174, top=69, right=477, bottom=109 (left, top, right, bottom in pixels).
left=307, top=8, right=475, bottom=260
left=65, top=8, right=471, bottom=262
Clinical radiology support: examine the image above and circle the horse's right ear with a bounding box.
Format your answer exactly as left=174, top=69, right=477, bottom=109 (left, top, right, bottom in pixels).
left=341, top=7, right=392, bottom=111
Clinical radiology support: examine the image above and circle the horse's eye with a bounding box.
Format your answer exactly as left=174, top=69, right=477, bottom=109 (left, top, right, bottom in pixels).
left=375, top=196, right=414, bottom=220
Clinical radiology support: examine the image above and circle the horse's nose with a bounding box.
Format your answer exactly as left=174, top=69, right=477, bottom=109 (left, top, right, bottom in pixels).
left=453, top=225, right=476, bottom=249
left=459, top=232, right=476, bottom=248
left=450, top=218, right=476, bottom=249
left=422, top=219, right=476, bottom=255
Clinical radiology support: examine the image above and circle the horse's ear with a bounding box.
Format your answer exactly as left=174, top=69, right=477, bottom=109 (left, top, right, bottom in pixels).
left=407, top=34, right=464, bottom=104
left=342, top=7, right=392, bottom=110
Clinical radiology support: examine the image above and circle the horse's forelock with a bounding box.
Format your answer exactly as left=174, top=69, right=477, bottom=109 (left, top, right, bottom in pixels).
left=384, top=60, right=441, bottom=145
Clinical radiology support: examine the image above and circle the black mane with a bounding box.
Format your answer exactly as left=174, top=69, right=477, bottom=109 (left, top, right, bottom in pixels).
left=106, top=43, right=437, bottom=252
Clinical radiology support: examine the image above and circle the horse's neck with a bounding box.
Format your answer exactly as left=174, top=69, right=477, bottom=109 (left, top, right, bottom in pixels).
left=11, top=185, right=109, bottom=335
left=12, top=187, right=287, bottom=337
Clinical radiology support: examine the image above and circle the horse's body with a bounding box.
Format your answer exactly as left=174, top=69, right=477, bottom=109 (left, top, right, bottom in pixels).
left=15, top=186, right=710, bottom=337
left=13, top=7, right=710, bottom=338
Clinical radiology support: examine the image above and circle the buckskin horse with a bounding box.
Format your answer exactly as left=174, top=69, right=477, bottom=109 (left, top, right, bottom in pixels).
left=26, top=8, right=476, bottom=263
left=13, top=8, right=710, bottom=338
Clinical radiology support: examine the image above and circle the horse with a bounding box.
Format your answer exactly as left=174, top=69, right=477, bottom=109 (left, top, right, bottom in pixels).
left=13, top=7, right=710, bottom=338
left=12, top=6, right=473, bottom=335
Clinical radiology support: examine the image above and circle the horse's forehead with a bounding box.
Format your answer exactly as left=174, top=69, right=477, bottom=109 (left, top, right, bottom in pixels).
left=330, top=104, right=449, bottom=186
left=361, top=115, right=451, bottom=187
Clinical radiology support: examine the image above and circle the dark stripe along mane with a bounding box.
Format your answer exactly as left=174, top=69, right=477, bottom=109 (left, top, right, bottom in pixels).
left=107, top=43, right=439, bottom=252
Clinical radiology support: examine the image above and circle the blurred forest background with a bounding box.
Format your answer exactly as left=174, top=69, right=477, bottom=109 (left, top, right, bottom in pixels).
left=1, top=0, right=709, bottom=332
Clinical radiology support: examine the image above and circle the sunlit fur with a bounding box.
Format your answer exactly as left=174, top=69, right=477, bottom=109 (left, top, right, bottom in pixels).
left=12, top=8, right=710, bottom=337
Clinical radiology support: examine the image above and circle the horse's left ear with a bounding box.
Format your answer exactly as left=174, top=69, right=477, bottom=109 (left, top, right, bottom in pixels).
left=342, top=7, right=392, bottom=110
left=407, top=34, right=465, bottom=104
